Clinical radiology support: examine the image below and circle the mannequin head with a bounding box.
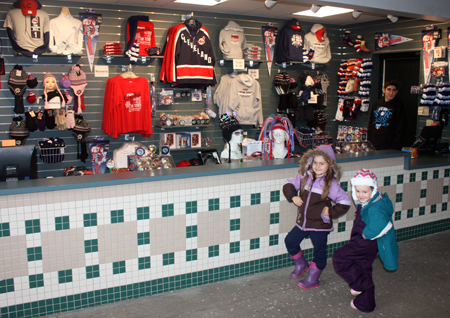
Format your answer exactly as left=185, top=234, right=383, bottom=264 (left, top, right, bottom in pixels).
left=230, top=129, right=244, bottom=144
left=271, top=123, right=289, bottom=144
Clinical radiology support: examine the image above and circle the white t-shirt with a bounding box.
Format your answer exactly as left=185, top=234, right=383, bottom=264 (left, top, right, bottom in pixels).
left=3, top=9, right=50, bottom=53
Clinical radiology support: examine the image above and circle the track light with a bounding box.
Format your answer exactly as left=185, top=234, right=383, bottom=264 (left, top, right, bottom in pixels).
left=387, top=14, right=398, bottom=23
left=311, top=4, right=322, bottom=13
left=352, top=10, right=362, bottom=19
left=265, top=0, right=277, bottom=8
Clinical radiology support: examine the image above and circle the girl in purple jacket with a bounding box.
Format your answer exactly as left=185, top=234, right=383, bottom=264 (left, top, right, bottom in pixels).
left=283, top=145, right=351, bottom=289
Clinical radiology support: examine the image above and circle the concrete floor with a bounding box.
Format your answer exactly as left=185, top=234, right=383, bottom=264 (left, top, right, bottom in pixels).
left=46, top=230, right=450, bottom=318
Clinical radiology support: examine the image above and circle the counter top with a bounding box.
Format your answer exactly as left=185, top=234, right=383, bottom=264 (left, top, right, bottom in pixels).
left=1, top=150, right=448, bottom=196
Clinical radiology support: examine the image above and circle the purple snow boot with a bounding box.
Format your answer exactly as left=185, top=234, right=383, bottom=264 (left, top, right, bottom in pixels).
left=297, top=261, right=322, bottom=289
left=290, top=251, right=309, bottom=279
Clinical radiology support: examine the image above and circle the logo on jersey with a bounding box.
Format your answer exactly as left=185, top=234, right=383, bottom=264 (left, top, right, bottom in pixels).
left=198, top=36, right=206, bottom=45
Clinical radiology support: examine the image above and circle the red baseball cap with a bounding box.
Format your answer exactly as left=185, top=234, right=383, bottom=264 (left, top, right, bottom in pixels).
left=13, top=0, right=42, bottom=16
left=176, top=160, right=192, bottom=167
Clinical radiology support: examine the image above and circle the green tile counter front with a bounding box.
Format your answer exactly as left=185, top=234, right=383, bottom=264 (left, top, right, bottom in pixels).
left=1, top=151, right=450, bottom=318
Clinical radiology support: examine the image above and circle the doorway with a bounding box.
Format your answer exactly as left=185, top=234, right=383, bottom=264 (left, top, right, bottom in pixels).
left=380, top=51, right=421, bottom=147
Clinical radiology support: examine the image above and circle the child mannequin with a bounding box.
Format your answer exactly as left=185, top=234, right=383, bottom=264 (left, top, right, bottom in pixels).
left=283, top=145, right=351, bottom=289
left=332, top=169, right=398, bottom=312
left=42, top=72, right=68, bottom=109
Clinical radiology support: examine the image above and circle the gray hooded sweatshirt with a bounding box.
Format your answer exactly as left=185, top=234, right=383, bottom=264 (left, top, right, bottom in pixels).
left=304, top=24, right=331, bottom=64
left=219, top=21, right=246, bottom=59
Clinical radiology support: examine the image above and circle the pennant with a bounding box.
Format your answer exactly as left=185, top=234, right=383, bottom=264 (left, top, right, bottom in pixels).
left=262, top=25, right=277, bottom=76
left=375, top=33, right=413, bottom=51
left=80, top=11, right=102, bottom=72
left=447, top=27, right=450, bottom=73
left=422, top=29, right=440, bottom=84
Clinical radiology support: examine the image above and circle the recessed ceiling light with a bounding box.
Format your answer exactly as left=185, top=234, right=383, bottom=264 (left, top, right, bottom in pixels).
left=294, top=6, right=353, bottom=18
left=174, top=0, right=228, bottom=6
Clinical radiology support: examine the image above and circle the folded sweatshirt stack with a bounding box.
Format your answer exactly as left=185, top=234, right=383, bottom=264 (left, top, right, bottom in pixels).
left=244, top=44, right=262, bottom=60
left=103, top=42, right=122, bottom=56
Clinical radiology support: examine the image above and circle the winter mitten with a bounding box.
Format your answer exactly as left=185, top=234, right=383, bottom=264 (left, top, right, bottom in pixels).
left=303, top=48, right=315, bottom=63
left=25, top=110, right=38, bottom=132
left=36, top=111, right=46, bottom=131
left=343, top=30, right=354, bottom=47
left=59, top=74, right=71, bottom=89
left=66, top=110, right=75, bottom=129
left=64, top=91, right=73, bottom=104
left=27, top=91, right=37, bottom=103
left=27, top=73, right=38, bottom=88
left=45, top=109, right=57, bottom=129
left=55, top=109, right=68, bottom=130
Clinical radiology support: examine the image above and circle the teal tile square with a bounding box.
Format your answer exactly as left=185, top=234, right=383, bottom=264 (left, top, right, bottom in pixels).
left=250, top=238, right=260, bottom=250
left=58, top=270, right=72, bottom=284
left=251, top=193, right=261, bottom=205
left=394, top=211, right=401, bottom=221
left=270, top=213, right=280, bottom=224
left=27, top=247, right=42, bottom=262
left=419, top=206, right=425, bottom=216
left=0, top=222, right=10, bottom=237
left=410, top=173, right=416, bottom=182
left=137, top=232, right=150, bottom=245
left=230, top=242, right=240, bottom=254
left=86, top=265, right=100, bottom=279
left=55, top=216, right=70, bottom=231
left=270, top=190, right=280, bottom=202
left=138, top=257, right=151, bottom=270
left=397, top=174, right=404, bottom=185
left=338, top=222, right=346, bottom=232
left=186, top=249, right=198, bottom=262
left=137, top=207, right=150, bottom=220
left=445, top=169, right=450, bottom=178
left=111, top=210, right=124, bottom=224
left=340, top=181, right=348, bottom=192
left=420, top=189, right=427, bottom=198
left=83, top=213, right=97, bottom=227
left=208, top=198, right=220, bottom=211
left=25, top=219, right=40, bottom=234
left=407, top=209, right=414, bottom=218
left=113, top=261, right=126, bottom=274
left=433, top=170, right=439, bottom=179
left=230, top=219, right=240, bottom=231
left=162, top=204, right=174, bottom=217
left=230, top=196, right=241, bottom=208
left=186, top=201, right=198, bottom=214
left=384, top=176, right=391, bottom=186
left=162, top=253, right=175, bottom=266
left=422, top=171, right=428, bottom=181
left=269, top=234, right=279, bottom=246
left=84, top=239, right=98, bottom=253
left=0, top=278, right=14, bottom=294
left=208, top=245, right=219, bottom=257
left=431, top=204, right=437, bottom=214
left=186, top=225, right=198, bottom=239
left=396, top=193, right=403, bottom=203
left=444, top=185, right=449, bottom=195
left=443, top=202, right=448, bottom=211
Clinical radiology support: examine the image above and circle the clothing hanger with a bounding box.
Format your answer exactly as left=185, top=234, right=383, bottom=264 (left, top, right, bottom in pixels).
left=61, top=7, right=70, bottom=15
left=121, top=64, right=138, bottom=79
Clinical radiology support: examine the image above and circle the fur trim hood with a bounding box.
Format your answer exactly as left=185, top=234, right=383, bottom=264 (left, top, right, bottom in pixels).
left=298, top=145, right=342, bottom=181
